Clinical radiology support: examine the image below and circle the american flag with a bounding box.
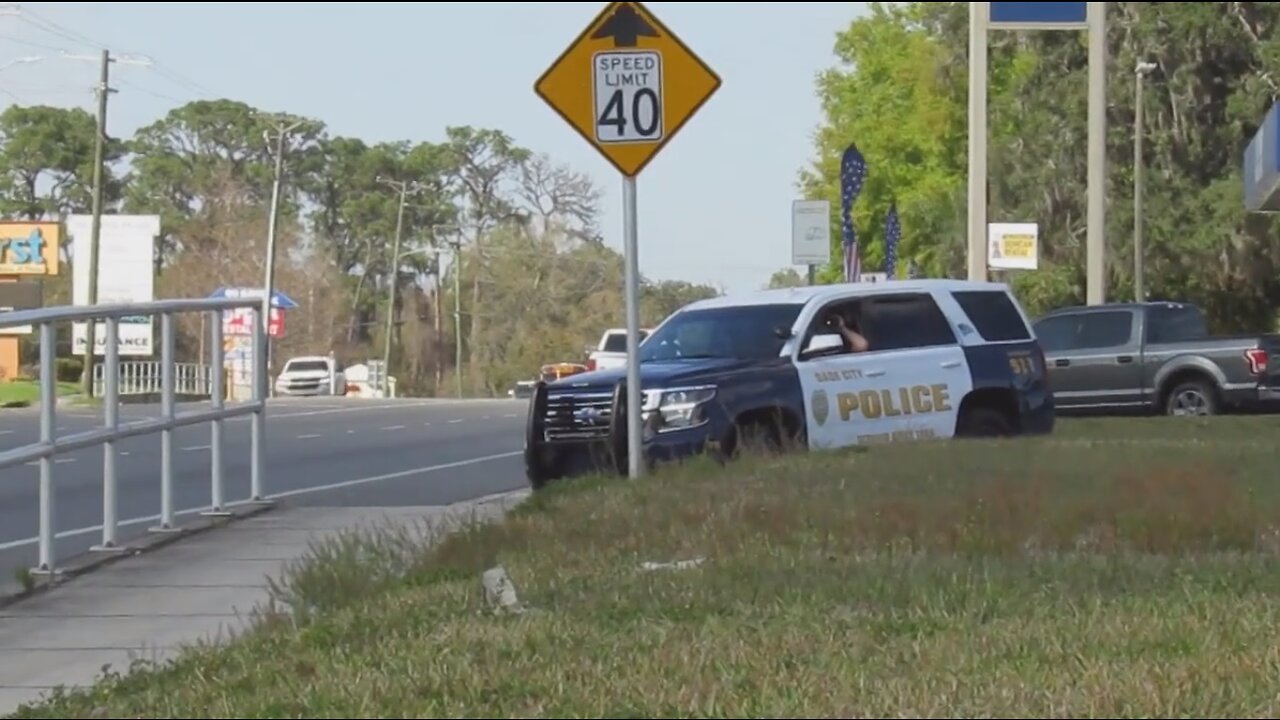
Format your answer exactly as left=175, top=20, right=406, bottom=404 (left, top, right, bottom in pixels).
left=840, top=142, right=867, bottom=283
left=884, top=202, right=901, bottom=279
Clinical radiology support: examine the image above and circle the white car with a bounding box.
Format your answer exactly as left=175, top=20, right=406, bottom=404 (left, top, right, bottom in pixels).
left=274, top=355, right=346, bottom=397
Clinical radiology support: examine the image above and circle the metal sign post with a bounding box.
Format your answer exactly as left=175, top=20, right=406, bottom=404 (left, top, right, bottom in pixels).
left=969, top=2, right=1106, bottom=304
left=535, top=1, right=721, bottom=479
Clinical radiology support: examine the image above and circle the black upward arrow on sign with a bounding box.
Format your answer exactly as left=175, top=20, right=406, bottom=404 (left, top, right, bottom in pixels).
left=591, top=3, right=660, bottom=48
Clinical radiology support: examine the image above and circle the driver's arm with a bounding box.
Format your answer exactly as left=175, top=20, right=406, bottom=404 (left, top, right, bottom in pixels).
left=833, top=316, right=869, bottom=352
left=843, top=327, right=869, bottom=353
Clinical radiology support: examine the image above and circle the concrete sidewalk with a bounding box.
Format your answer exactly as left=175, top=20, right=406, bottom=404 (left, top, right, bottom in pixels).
left=0, top=491, right=528, bottom=715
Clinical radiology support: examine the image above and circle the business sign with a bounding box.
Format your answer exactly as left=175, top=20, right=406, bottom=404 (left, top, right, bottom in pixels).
left=1244, top=101, right=1280, bottom=213
left=208, top=286, right=298, bottom=309
left=221, top=306, right=284, bottom=338
left=0, top=281, right=41, bottom=335
left=988, top=222, right=1039, bottom=270
left=988, top=2, right=1088, bottom=30
left=212, top=287, right=294, bottom=339
left=0, top=222, right=60, bottom=276
left=791, top=200, right=831, bottom=266
left=68, top=214, right=160, bottom=356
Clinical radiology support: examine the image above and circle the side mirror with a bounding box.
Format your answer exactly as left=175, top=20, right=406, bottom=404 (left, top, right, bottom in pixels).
left=802, top=333, right=844, bottom=357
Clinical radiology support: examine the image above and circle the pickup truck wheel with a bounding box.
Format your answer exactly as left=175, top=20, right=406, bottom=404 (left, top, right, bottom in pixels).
left=956, top=406, right=1014, bottom=438
left=1165, top=380, right=1218, bottom=417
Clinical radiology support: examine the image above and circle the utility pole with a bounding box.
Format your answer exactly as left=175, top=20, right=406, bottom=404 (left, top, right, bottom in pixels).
left=453, top=237, right=462, bottom=399
left=1133, top=61, right=1157, bottom=303
left=261, top=116, right=304, bottom=396
left=80, top=49, right=112, bottom=397
left=59, top=49, right=150, bottom=397
left=377, top=178, right=422, bottom=398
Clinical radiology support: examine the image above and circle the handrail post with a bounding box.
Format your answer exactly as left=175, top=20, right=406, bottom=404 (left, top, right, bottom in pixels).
left=203, top=309, right=230, bottom=518
left=249, top=304, right=270, bottom=503
left=150, top=312, right=179, bottom=533
left=92, top=317, right=124, bottom=553
left=33, top=321, right=58, bottom=575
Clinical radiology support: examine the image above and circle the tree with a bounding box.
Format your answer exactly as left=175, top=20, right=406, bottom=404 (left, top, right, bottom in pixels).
left=804, top=2, right=1280, bottom=329
left=767, top=267, right=806, bottom=289
left=0, top=105, right=121, bottom=224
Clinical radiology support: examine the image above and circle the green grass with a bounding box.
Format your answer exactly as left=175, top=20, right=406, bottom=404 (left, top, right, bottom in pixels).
left=12, top=415, right=1280, bottom=718
left=0, top=380, right=81, bottom=407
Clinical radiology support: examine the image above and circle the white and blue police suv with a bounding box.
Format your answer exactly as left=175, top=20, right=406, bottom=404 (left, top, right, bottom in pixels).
left=523, top=279, right=1055, bottom=489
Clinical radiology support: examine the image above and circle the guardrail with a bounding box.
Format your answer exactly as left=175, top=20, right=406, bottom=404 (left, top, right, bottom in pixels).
left=93, top=361, right=214, bottom=397
left=0, top=298, right=272, bottom=576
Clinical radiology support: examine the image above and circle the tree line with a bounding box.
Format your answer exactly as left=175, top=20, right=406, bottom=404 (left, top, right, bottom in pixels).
left=3, top=99, right=719, bottom=395
left=793, top=1, right=1280, bottom=332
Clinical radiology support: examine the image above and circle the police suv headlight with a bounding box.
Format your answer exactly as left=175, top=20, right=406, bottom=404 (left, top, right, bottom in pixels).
left=642, top=385, right=716, bottom=431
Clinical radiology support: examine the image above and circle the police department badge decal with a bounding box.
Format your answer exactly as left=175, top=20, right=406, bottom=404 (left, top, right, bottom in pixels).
left=811, top=388, right=829, bottom=426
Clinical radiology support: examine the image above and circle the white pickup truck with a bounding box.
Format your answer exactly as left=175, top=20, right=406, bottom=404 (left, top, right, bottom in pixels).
left=273, top=355, right=346, bottom=397
left=585, top=327, right=651, bottom=372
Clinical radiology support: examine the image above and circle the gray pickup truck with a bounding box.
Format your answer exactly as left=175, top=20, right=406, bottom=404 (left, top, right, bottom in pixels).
left=1031, top=301, right=1280, bottom=416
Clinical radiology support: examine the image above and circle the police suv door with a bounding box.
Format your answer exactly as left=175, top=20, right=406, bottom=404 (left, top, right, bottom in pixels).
left=796, top=290, right=972, bottom=449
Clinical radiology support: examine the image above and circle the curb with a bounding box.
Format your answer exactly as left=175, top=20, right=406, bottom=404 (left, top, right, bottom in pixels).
left=0, top=489, right=532, bottom=609
left=0, top=500, right=277, bottom=610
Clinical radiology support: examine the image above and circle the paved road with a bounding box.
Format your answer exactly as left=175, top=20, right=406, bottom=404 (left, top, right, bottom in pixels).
left=0, top=397, right=531, bottom=577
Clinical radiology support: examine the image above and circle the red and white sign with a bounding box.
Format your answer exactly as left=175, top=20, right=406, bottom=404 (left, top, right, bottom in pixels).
left=222, top=307, right=284, bottom=338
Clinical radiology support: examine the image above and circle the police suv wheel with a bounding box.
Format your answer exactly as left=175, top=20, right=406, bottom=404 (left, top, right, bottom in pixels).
left=956, top=406, right=1013, bottom=438
left=608, top=381, right=628, bottom=476
left=525, top=382, right=554, bottom=490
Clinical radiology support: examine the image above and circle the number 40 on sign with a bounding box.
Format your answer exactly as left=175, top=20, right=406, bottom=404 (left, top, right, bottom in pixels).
left=534, top=1, right=721, bottom=177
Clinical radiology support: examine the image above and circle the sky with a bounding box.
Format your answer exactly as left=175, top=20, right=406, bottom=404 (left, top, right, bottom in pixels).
left=0, top=2, right=868, bottom=295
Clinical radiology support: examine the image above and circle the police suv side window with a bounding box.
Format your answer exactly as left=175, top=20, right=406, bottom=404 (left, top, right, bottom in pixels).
left=862, top=293, right=957, bottom=351
left=951, top=290, right=1031, bottom=342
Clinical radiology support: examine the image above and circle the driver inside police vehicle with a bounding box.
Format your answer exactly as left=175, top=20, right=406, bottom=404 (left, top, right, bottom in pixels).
left=824, top=309, right=870, bottom=353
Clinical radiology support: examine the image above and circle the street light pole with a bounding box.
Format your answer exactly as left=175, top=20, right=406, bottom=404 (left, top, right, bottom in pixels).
left=261, top=117, right=304, bottom=398
left=1133, top=60, right=1157, bottom=303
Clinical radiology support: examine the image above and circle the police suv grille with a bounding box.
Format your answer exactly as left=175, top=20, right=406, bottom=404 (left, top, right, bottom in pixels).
left=544, top=392, right=613, bottom=441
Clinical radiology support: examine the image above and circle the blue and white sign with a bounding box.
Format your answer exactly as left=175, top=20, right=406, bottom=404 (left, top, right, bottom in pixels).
left=1244, top=102, right=1280, bottom=213
left=989, top=2, right=1088, bottom=30
left=208, top=286, right=298, bottom=309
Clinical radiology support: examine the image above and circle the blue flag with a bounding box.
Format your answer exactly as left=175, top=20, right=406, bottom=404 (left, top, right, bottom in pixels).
left=840, top=142, right=867, bottom=283
left=884, top=202, right=900, bottom=279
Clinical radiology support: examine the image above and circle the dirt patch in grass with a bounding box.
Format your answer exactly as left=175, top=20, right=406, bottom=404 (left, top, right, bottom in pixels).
left=11, top=416, right=1280, bottom=718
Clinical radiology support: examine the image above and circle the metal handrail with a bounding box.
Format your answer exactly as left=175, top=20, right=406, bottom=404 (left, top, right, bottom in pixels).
left=0, top=297, right=272, bottom=575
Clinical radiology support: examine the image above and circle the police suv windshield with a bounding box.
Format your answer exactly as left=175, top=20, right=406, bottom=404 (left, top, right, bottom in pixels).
left=638, top=303, right=805, bottom=362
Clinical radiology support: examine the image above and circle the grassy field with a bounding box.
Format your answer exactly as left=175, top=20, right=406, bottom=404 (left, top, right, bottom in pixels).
left=0, top=380, right=81, bottom=407
left=12, top=415, right=1280, bottom=718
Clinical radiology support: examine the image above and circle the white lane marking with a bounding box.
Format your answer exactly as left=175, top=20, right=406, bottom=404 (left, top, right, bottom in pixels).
left=504, top=413, right=518, bottom=418
left=346, top=429, right=355, bottom=434
left=0, top=430, right=12, bottom=436
left=120, top=451, right=131, bottom=457
left=482, top=416, right=490, bottom=420
left=448, top=419, right=463, bottom=424
left=381, top=425, right=405, bottom=431
left=227, top=400, right=513, bottom=421
left=0, top=450, right=525, bottom=551
left=181, top=445, right=211, bottom=452
left=296, top=434, right=322, bottom=440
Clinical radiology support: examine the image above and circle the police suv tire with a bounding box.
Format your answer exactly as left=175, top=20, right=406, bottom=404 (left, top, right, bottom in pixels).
left=608, top=381, right=628, bottom=476
left=1164, top=378, right=1218, bottom=417
left=727, top=418, right=783, bottom=458
left=956, top=405, right=1013, bottom=438
left=525, top=382, right=553, bottom=491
